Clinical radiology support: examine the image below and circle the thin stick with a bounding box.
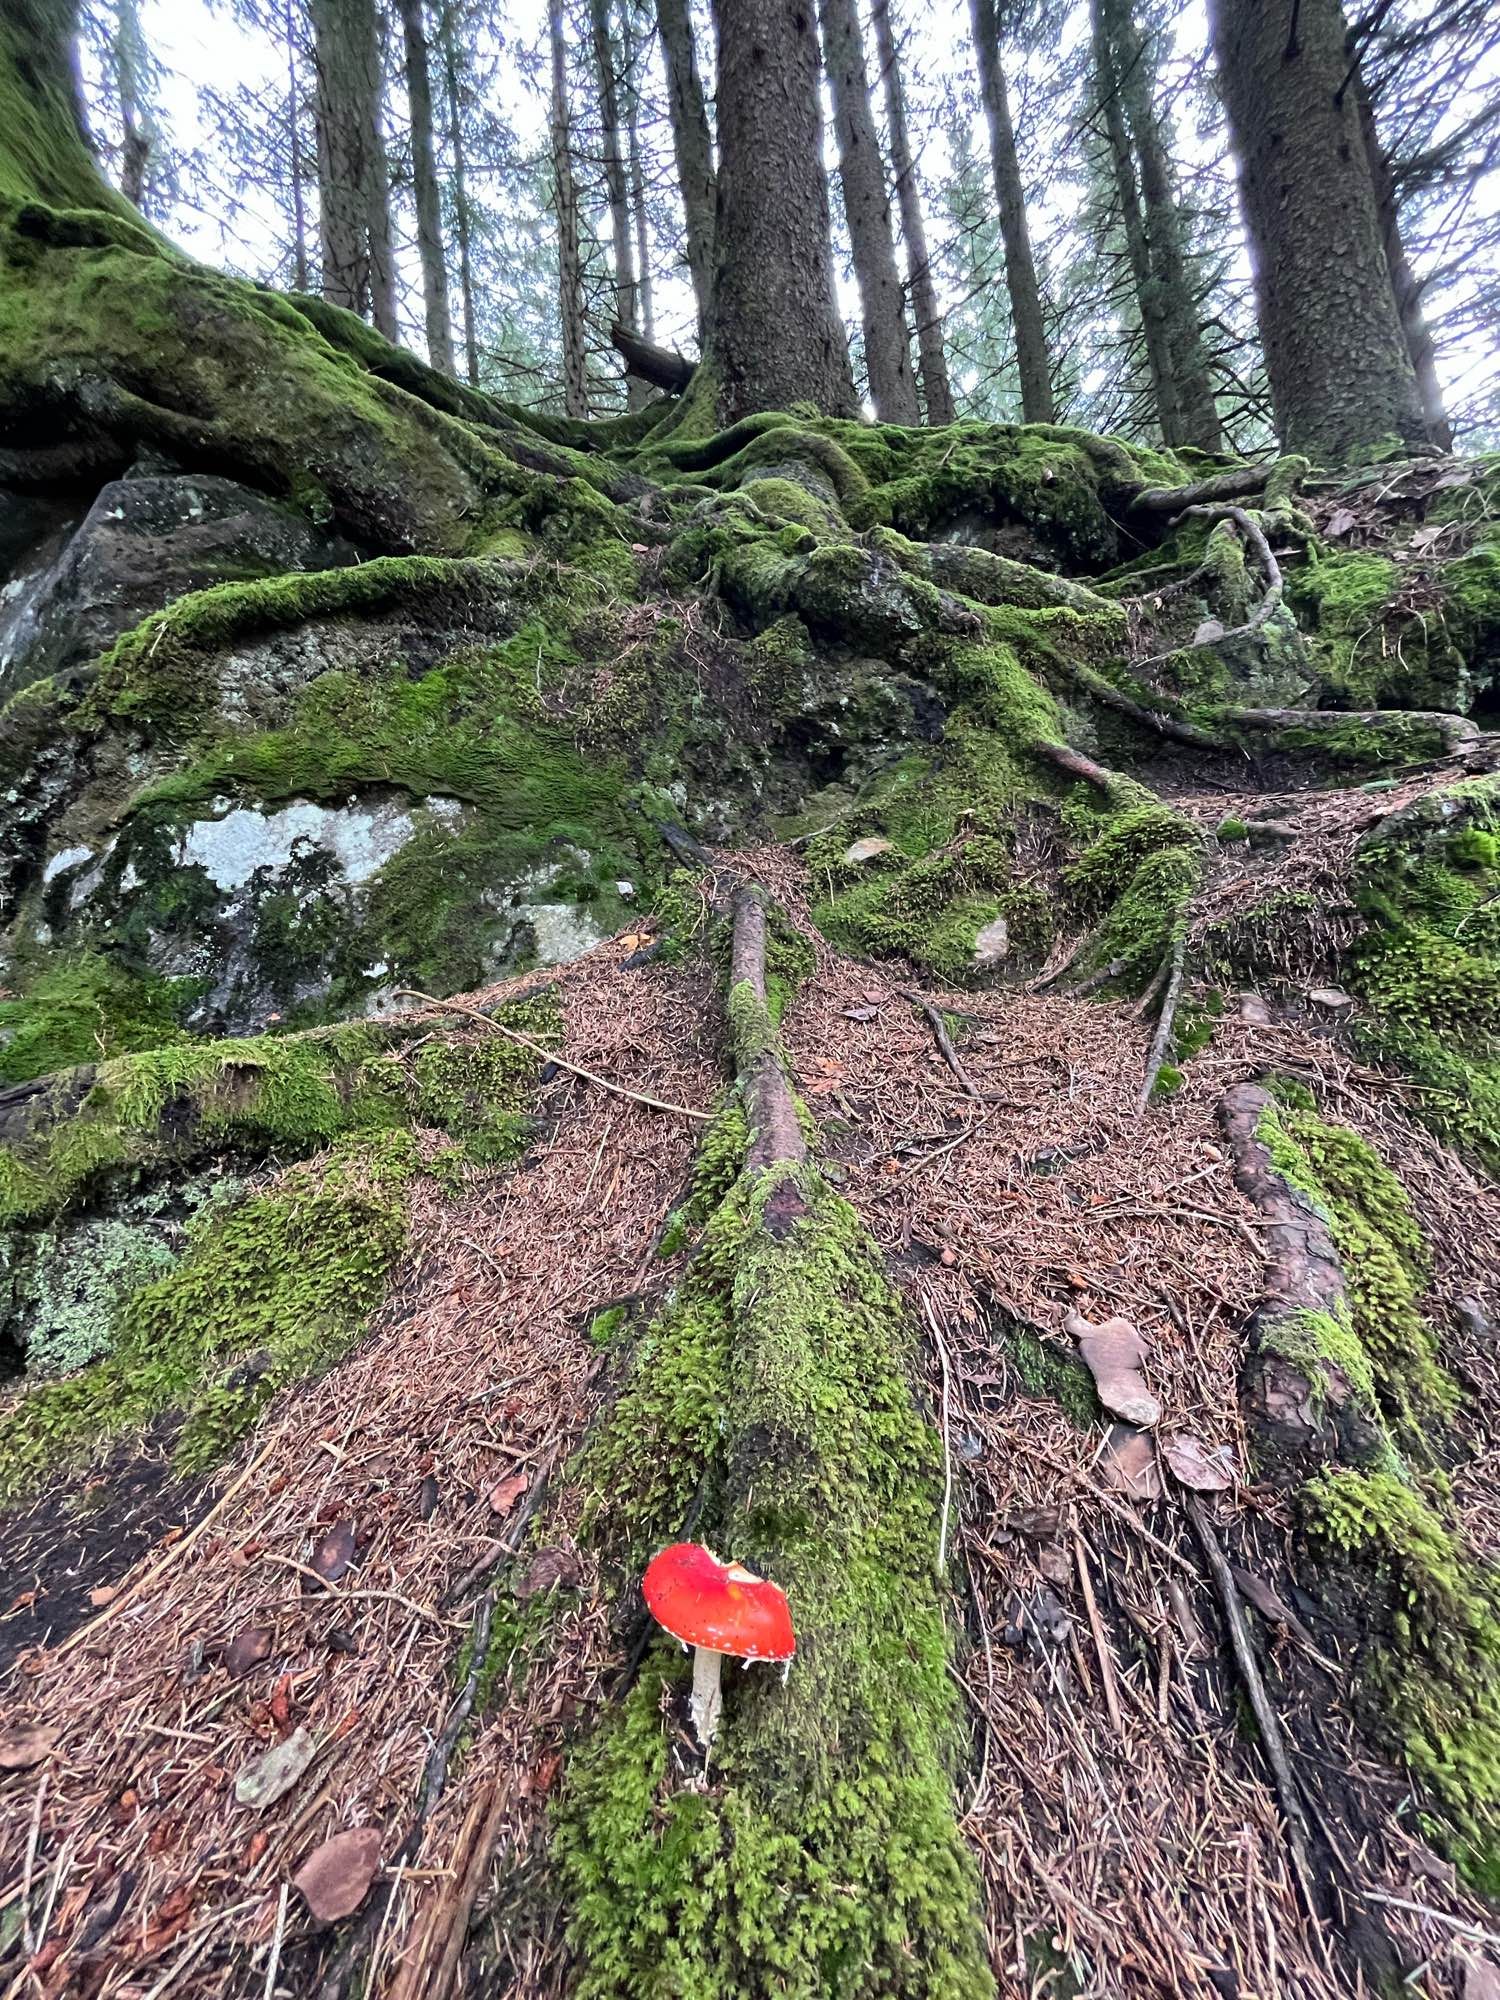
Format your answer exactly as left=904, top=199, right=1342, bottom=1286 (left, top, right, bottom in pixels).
left=1072, top=1532, right=1125, bottom=1736
left=902, top=991, right=982, bottom=1100
left=392, top=989, right=711, bottom=1121
left=19, top=1774, right=45, bottom=1955
left=923, top=1298, right=956, bottom=1578
left=1360, top=1891, right=1500, bottom=1948
left=1139, top=931, right=1188, bottom=1112
left=425, top=1778, right=512, bottom=2000
left=263, top=1881, right=290, bottom=2000
left=55, top=1438, right=279, bottom=1657
left=1030, top=1444, right=1199, bottom=1575
left=1185, top=1493, right=1324, bottom=1922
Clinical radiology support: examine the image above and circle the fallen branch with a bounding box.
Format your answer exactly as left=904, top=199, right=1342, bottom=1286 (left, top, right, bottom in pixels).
left=392, top=989, right=712, bottom=1123
left=1184, top=1493, right=1325, bottom=1922
left=1138, top=932, right=1187, bottom=1111
left=902, top=990, right=982, bottom=1099
left=1032, top=737, right=1127, bottom=795
left=609, top=320, right=695, bottom=393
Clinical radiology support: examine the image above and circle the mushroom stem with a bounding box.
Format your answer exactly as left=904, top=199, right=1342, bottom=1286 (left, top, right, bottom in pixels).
left=689, top=1645, right=724, bottom=1752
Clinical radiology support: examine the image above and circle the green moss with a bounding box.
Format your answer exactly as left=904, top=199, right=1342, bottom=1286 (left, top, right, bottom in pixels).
left=0, top=952, right=198, bottom=1083
left=0, top=1130, right=422, bottom=1503
left=1253, top=1102, right=1454, bottom=1443
left=1304, top=1468, right=1500, bottom=1877
left=1005, top=1320, right=1101, bottom=1428
left=1216, top=817, right=1251, bottom=842
left=409, top=991, right=560, bottom=1164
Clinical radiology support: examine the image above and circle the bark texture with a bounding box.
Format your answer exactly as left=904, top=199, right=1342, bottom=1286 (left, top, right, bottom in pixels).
left=970, top=0, right=1054, bottom=423
left=283, top=0, right=310, bottom=292
left=310, top=0, right=397, bottom=340
left=1353, top=69, right=1452, bottom=452
left=1104, top=0, right=1222, bottom=451
left=549, top=0, right=589, bottom=418
left=707, top=0, right=856, bottom=421
left=397, top=0, right=455, bottom=375
left=1207, top=0, right=1426, bottom=462
left=818, top=0, right=919, bottom=422
left=870, top=0, right=954, bottom=424
left=590, top=0, right=638, bottom=343
left=655, top=0, right=716, bottom=337
left=439, top=5, right=480, bottom=386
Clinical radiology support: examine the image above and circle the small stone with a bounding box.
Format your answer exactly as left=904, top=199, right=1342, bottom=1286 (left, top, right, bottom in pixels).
left=1236, top=991, right=1272, bottom=1026
left=841, top=836, right=894, bottom=865
left=972, top=915, right=1010, bottom=967
left=1307, top=986, right=1353, bottom=1011
left=1192, top=618, right=1226, bottom=647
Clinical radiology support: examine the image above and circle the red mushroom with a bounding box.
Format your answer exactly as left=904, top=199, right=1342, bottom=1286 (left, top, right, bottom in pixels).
left=642, top=1542, right=795, bottom=1753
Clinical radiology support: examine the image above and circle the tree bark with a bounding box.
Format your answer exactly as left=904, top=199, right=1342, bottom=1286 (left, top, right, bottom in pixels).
left=397, top=0, right=455, bottom=375
left=969, top=0, right=1054, bottom=423
left=870, top=0, right=954, bottom=424
left=655, top=0, right=716, bottom=339
left=624, top=11, right=655, bottom=343
left=310, top=0, right=398, bottom=341
left=590, top=0, right=638, bottom=339
left=438, top=1, right=481, bottom=387
left=550, top=0, right=589, bottom=418
left=1352, top=68, right=1452, bottom=452
left=1206, top=0, right=1426, bottom=463
left=1104, top=0, right=1223, bottom=451
left=1090, top=0, right=1181, bottom=444
left=109, top=0, right=150, bottom=206
left=818, top=0, right=919, bottom=423
left=706, top=0, right=856, bottom=422
left=284, top=0, right=310, bottom=292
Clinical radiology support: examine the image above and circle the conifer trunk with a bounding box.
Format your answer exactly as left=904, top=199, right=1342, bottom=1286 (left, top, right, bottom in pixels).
left=969, top=0, right=1054, bottom=424
left=655, top=0, right=715, bottom=338
left=283, top=0, right=310, bottom=292
left=1206, top=0, right=1426, bottom=462
left=1353, top=69, right=1452, bottom=453
left=624, top=13, right=655, bottom=342
left=550, top=0, right=589, bottom=418
left=438, top=2, right=481, bottom=387
left=590, top=0, right=638, bottom=338
left=1105, top=0, right=1222, bottom=451
left=397, top=0, right=455, bottom=375
left=1091, top=0, right=1181, bottom=443
left=110, top=0, right=149, bottom=206
left=310, top=0, right=398, bottom=342
left=870, top=0, right=954, bottom=425
left=707, top=0, right=856, bottom=422
left=818, top=0, right=919, bottom=423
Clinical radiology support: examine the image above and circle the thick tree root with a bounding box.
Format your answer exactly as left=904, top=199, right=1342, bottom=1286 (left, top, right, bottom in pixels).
left=1219, top=1081, right=1385, bottom=1478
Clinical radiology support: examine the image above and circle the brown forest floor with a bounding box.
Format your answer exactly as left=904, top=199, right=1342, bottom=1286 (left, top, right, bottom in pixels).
left=2, top=763, right=1499, bottom=1999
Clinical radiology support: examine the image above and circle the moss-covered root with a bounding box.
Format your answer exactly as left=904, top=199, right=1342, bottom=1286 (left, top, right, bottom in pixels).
left=555, top=885, right=991, bottom=1997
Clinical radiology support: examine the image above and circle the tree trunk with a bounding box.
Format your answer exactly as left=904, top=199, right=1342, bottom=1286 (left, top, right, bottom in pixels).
left=655, top=0, right=715, bottom=339
left=624, top=10, right=655, bottom=343
left=1090, top=0, right=1181, bottom=444
left=550, top=0, right=589, bottom=418
left=284, top=0, right=310, bottom=292
left=969, top=0, right=1054, bottom=424
left=818, top=0, right=919, bottom=423
left=590, top=0, right=638, bottom=338
left=1104, top=0, right=1222, bottom=451
left=1206, top=0, right=1426, bottom=463
left=706, top=0, right=856, bottom=422
left=870, top=0, right=954, bottom=425
left=310, top=0, right=398, bottom=341
left=397, top=0, right=455, bottom=375
left=110, top=0, right=149, bottom=206
left=1352, top=68, right=1452, bottom=452
left=438, top=1, right=481, bottom=387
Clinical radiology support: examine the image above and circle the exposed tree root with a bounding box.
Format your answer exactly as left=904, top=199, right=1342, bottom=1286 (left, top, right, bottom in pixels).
left=1130, top=463, right=1274, bottom=514
left=1137, top=930, right=1187, bottom=1110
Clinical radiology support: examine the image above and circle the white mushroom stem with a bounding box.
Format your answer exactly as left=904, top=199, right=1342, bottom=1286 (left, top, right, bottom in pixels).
left=690, top=1646, right=724, bottom=1753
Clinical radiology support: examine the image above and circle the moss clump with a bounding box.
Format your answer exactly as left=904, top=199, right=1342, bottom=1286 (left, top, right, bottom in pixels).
left=0, top=1130, right=423, bottom=1503
left=1254, top=1102, right=1455, bottom=1443
left=1004, top=1320, right=1101, bottom=1428
left=0, top=952, right=199, bottom=1083
left=409, top=992, right=560, bottom=1165
left=1216, top=817, right=1251, bottom=842
left=1349, top=777, right=1500, bottom=1172
left=1304, top=1468, right=1500, bottom=1884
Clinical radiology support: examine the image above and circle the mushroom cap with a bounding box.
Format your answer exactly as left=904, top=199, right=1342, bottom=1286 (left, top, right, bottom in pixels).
left=642, top=1542, right=796, bottom=1662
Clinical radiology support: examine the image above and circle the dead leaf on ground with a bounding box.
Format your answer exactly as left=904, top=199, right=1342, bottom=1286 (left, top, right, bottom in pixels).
left=516, top=1544, right=584, bottom=1601
left=1101, top=1424, right=1163, bottom=1501
left=1035, top=1543, right=1072, bottom=1588
left=294, top=1826, right=383, bottom=1924
left=1461, top=1957, right=1500, bottom=2000
left=310, top=1520, right=357, bottom=1585
left=0, top=1722, right=58, bottom=1770
left=234, top=1726, right=316, bottom=1809
left=843, top=1005, right=880, bottom=1022
left=842, top=837, right=894, bottom=865
left=87, top=1584, right=118, bottom=1608
left=489, top=1471, right=529, bottom=1518
left=1162, top=1434, right=1235, bottom=1493
left=419, top=1474, right=440, bottom=1520
left=225, top=1626, right=274, bottom=1678
left=1064, top=1307, right=1161, bottom=1427
left=1325, top=506, right=1358, bottom=539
